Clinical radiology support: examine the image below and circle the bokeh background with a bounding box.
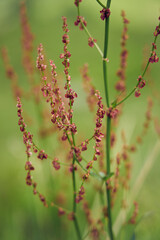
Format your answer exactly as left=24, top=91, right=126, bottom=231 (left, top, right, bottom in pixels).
left=0, top=0, right=160, bottom=239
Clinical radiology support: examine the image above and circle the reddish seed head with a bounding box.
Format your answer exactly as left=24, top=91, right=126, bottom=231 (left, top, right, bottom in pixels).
left=26, top=171, right=32, bottom=186
left=74, top=16, right=87, bottom=30
left=58, top=208, right=66, bottom=216
left=25, top=161, right=34, bottom=171
left=74, top=0, right=82, bottom=7
left=154, top=25, right=160, bottom=37
left=135, top=89, right=141, bottom=97
left=149, top=51, right=159, bottom=63
left=88, top=37, right=97, bottom=48
left=37, top=150, right=48, bottom=160
left=137, top=75, right=146, bottom=89
left=106, top=107, right=119, bottom=119
left=100, top=8, right=111, bottom=21
left=52, top=157, right=60, bottom=170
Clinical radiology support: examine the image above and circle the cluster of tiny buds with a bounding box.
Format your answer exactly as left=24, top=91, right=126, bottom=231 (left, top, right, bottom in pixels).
left=81, top=139, right=89, bottom=151
left=93, top=91, right=105, bottom=160
left=88, top=37, right=97, bottom=48
left=25, top=161, right=34, bottom=186
left=36, top=44, right=47, bottom=71
left=17, top=97, right=50, bottom=206
left=17, top=97, right=33, bottom=158
left=149, top=18, right=160, bottom=63
left=37, top=150, right=48, bottom=160
left=74, top=0, right=82, bottom=7
left=74, top=16, right=87, bottom=30
left=61, top=17, right=78, bottom=108
left=153, top=20, right=160, bottom=37
left=149, top=49, right=159, bottom=63
left=100, top=8, right=111, bottom=21
left=135, top=75, right=146, bottom=97
left=106, top=107, right=119, bottom=119
left=52, top=157, right=60, bottom=170
left=75, top=186, right=85, bottom=203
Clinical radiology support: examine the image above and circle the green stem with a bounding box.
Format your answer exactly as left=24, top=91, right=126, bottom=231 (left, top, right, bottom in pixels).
left=72, top=146, right=81, bottom=240
left=102, top=0, right=114, bottom=239
left=96, top=0, right=106, bottom=9
left=106, top=117, right=114, bottom=240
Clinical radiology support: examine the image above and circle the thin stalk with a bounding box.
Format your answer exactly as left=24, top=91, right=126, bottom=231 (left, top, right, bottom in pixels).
left=70, top=119, right=81, bottom=239
left=102, top=0, right=114, bottom=239
left=115, top=27, right=159, bottom=108
left=82, top=24, right=103, bottom=57
left=77, top=5, right=103, bottom=58
left=106, top=117, right=114, bottom=240
left=96, top=0, right=106, bottom=9
left=72, top=153, right=81, bottom=240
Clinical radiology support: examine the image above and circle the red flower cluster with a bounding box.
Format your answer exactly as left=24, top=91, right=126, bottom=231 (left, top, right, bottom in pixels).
left=93, top=91, right=105, bottom=160
left=52, top=157, right=61, bottom=170
left=106, top=107, right=119, bottom=119
left=135, top=75, right=146, bottom=97
left=74, top=0, right=82, bottom=7
left=74, top=16, right=87, bottom=30
left=36, top=44, right=47, bottom=71
left=36, top=18, right=78, bottom=139
left=88, top=37, right=97, bottom=48
left=100, top=8, right=111, bottom=21
left=154, top=24, right=160, bottom=37
left=149, top=50, right=159, bottom=63
left=75, top=186, right=85, bottom=203
left=37, top=150, right=48, bottom=160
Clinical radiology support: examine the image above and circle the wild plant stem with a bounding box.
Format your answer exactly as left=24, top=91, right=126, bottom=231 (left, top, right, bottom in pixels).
left=72, top=154, right=81, bottom=240
left=103, top=0, right=114, bottom=239
left=106, top=117, right=114, bottom=240
left=96, top=0, right=106, bottom=9
left=71, top=132, right=81, bottom=239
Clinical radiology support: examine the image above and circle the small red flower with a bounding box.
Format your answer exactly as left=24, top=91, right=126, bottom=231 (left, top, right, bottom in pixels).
left=100, top=8, right=111, bottom=21
left=135, top=89, right=141, bottom=97
left=52, top=157, right=60, bottom=170
left=88, top=37, right=97, bottom=48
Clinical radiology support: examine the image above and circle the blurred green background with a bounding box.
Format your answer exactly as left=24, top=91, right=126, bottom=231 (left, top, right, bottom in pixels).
left=0, top=0, right=160, bottom=239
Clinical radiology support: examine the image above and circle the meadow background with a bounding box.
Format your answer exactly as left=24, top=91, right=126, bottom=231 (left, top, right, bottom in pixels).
left=0, top=0, right=160, bottom=239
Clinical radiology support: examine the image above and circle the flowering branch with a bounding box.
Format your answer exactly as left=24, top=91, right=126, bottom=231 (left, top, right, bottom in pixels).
left=74, top=1, right=103, bottom=57
left=114, top=20, right=160, bottom=107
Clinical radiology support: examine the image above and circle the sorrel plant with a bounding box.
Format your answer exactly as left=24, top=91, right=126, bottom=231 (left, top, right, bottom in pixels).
left=2, top=1, right=160, bottom=239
